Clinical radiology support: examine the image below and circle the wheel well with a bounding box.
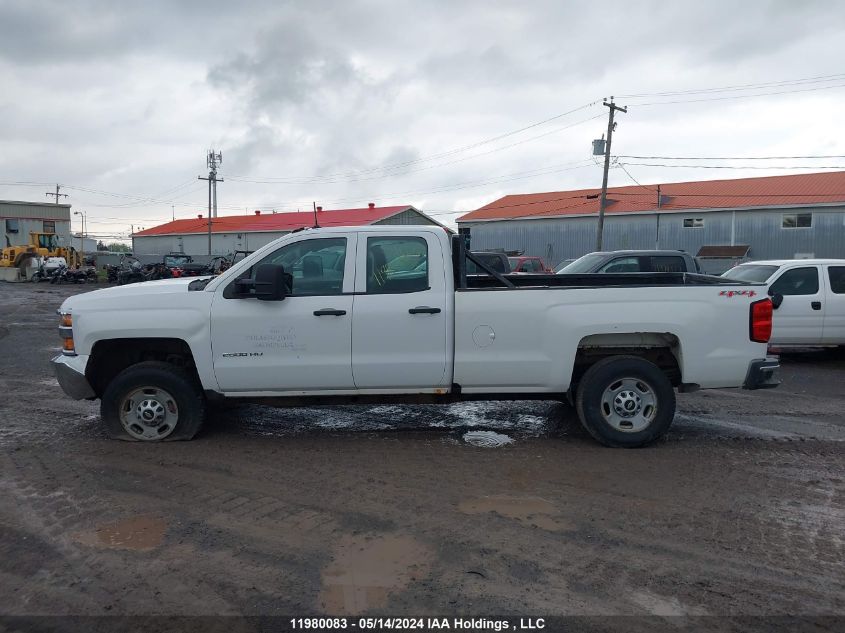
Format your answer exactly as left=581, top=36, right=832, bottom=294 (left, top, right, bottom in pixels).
left=572, top=333, right=682, bottom=389
left=86, top=338, right=198, bottom=397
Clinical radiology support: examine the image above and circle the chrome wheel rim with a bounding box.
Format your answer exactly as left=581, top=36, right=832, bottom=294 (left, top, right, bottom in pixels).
left=599, top=377, right=657, bottom=433
left=119, top=386, right=179, bottom=440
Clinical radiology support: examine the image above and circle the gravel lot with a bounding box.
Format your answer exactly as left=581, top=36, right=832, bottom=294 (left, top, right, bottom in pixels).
left=0, top=283, right=843, bottom=623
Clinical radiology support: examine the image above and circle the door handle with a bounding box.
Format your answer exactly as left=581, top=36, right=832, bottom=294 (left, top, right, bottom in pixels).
left=811, top=301, right=822, bottom=311
left=313, top=308, right=347, bottom=316
left=409, top=306, right=441, bottom=314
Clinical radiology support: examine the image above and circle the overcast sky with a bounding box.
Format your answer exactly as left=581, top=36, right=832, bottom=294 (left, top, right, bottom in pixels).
left=2, top=0, right=844, bottom=240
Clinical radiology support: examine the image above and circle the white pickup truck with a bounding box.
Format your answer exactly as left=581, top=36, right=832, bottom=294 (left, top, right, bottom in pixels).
left=723, top=259, right=845, bottom=347
left=53, top=226, right=779, bottom=447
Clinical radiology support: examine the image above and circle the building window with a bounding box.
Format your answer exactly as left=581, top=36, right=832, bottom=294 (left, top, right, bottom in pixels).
left=782, top=213, right=812, bottom=228
left=5, top=219, right=19, bottom=234
left=43, top=220, right=56, bottom=233
left=683, top=218, right=704, bottom=228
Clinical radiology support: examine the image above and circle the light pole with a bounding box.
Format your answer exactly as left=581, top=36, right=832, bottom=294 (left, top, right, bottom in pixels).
left=73, top=210, right=86, bottom=266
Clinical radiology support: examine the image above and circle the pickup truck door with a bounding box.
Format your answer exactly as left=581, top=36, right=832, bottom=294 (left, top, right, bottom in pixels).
left=822, top=265, right=845, bottom=344
left=210, top=234, right=357, bottom=392
left=351, top=231, right=449, bottom=389
left=769, top=265, right=824, bottom=344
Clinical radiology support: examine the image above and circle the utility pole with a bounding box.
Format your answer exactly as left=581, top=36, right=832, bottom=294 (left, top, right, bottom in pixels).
left=595, top=98, right=627, bottom=252
left=45, top=184, right=68, bottom=204
left=198, top=150, right=223, bottom=255
left=312, top=201, right=320, bottom=228
left=74, top=210, right=86, bottom=265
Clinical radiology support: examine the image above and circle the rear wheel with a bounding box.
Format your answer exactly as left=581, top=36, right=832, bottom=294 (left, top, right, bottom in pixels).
left=100, top=361, right=205, bottom=441
left=575, top=356, right=675, bottom=447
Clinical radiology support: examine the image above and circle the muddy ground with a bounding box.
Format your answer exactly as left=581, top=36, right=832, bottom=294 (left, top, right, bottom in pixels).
left=0, top=283, right=843, bottom=622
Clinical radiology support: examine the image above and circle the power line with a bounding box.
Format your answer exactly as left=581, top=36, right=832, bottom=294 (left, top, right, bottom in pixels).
left=617, top=162, right=845, bottom=170
left=616, top=154, right=845, bottom=160
left=223, top=112, right=605, bottom=186
left=617, top=72, right=845, bottom=98
left=628, top=82, right=845, bottom=106
left=224, top=101, right=602, bottom=184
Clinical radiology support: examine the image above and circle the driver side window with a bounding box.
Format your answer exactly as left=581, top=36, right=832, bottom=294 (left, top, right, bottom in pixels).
left=237, top=237, right=347, bottom=297
left=770, top=267, right=819, bottom=296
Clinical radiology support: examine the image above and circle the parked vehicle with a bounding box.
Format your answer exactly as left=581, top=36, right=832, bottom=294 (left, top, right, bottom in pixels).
left=467, top=251, right=511, bottom=275
left=722, top=259, right=845, bottom=346
left=554, top=259, right=576, bottom=273
left=43, top=256, right=68, bottom=273
left=508, top=255, right=552, bottom=273
left=50, top=264, right=95, bottom=284
left=30, top=259, right=50, bottom=283
left=52, top=226, right=778, bottom=448
left=558, top=250, right=701, bottom=274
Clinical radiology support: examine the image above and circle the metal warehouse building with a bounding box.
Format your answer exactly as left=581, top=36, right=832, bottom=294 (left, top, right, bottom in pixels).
left=2, top=200, right=72, bottom=250
left=457, top=171, right=845, bottom=271
left=133, top=204, right=444, bottom=255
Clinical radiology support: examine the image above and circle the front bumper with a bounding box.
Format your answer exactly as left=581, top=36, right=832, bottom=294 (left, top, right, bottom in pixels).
left=742, top=357, right=780, bottom=390
left=52, top=354, right=96, bottom=400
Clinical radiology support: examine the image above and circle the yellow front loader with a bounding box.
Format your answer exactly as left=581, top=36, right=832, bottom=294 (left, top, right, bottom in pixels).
left=1, top=232, right=81, bottom=271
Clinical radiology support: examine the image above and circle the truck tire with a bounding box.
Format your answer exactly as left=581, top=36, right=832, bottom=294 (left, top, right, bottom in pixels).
left=100, top=361, right=205, bottom=441
left=575, top=355, right=675, bottom=448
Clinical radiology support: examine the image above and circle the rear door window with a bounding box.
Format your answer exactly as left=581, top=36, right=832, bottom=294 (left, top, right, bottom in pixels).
left=649, top=256, right=686, bottom=272
left=770, top=267, right=820, bottom=296
left=366, top=236, right=428, bottom=294
left=828, top=266, right=845, bottom=294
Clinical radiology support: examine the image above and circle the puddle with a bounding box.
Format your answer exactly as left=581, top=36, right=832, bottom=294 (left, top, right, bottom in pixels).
left=318, top=534, right=432, bottom=614
left=630, top=589, right=709, bottom=616
left=463, top=430, right=514, bottom=447
left=458, top=495, right=572, bottom=531
left=75, top=516, right=167, bottom=550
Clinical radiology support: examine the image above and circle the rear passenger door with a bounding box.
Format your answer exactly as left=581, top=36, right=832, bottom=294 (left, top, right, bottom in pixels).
left=822, top=265, right=845, bottom=344
left=768, top=266, right=824, bottom=344
left=351, top=232, right=449, bottom=389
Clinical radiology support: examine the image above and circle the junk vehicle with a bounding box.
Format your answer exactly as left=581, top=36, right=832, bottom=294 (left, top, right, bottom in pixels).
left=467, top=251, right=511, bottom=275
left=508, top=255, right=552, bottom=274
left=558, top=250, right=701, bottom=274
left=723, top=259, right=845, bottom=347
left=52, top=226, right=778, bottom=447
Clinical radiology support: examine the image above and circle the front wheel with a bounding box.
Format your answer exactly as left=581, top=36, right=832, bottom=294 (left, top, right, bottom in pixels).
left=100, top=361, right=205, bottom=441
left=575, top=356, right=676, bottom=448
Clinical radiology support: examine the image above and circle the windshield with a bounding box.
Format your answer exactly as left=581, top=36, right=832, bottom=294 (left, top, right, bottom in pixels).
left=722, top=264, right=778, bottom=283
left=558, top=253, right=607, bottom=274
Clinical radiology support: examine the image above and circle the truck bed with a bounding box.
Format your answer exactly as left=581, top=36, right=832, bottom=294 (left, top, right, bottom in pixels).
left=464, top=272, right=750, bottom=289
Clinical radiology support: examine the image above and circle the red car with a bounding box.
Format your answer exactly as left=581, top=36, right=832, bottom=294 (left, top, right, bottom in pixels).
left=508, top=256, right=552, bottom=274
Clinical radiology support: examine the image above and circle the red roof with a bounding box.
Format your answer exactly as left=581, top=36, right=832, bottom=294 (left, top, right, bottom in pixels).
left=457, top=171, right=845, bottom=222
left=135, top=205, right=414, bottom=236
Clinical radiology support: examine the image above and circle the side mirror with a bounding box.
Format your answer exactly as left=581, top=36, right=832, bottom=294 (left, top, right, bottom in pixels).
left=770, top=293, right=784, bottom=309
left=254, top=263, right=288, bottom=301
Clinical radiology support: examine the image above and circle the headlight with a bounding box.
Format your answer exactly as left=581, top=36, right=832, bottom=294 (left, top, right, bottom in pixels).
left=59, top=312, right=75, bottom=355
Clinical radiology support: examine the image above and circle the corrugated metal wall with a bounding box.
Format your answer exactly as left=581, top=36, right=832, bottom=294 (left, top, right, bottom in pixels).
left=460, top=206, right=845, bottom=267
left=133, top=231, right=290, bottom=256
left=1, top=201, right=71, bottom=221
left=2, top=200, right=72, bottom=250
left=132, top=209, right=440, bottom=255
